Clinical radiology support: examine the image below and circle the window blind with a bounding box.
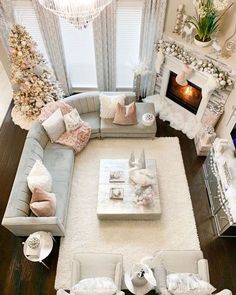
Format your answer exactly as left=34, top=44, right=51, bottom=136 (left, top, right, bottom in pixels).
left=116, top=0, right=143, bottom=89
left=14, top=1, right=49, bottom=62
left=59, top=19, right=97, bottom=89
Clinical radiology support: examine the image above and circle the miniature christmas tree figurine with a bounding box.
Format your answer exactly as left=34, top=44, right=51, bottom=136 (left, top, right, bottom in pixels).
left=9, top=24, right=64, bottom=129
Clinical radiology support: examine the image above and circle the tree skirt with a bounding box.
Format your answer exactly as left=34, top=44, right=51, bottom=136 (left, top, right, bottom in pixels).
left=55, top=138, right=200, bottom=290
left=11, top=106, right=35, bottom=130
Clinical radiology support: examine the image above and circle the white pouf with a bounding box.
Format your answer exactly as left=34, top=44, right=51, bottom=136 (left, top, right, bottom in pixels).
left=142, top=113, right=155, bottom=126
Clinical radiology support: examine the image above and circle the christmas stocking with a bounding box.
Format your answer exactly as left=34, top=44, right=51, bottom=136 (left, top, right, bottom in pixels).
left=176, top=64, right=192, bottom=86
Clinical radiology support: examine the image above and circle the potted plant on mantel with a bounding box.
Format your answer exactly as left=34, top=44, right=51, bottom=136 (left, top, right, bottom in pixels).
left=188, top=0, right=234, bottom=47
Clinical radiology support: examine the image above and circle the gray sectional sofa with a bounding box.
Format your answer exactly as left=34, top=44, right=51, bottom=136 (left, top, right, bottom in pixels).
left=2, top=92, right=157, bottom=236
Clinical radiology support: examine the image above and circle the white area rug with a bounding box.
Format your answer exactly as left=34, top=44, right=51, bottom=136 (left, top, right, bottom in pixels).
left=55, top=138, right=200, bottom=290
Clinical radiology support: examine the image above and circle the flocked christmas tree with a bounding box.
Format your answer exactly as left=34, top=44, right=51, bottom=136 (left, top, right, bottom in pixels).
left=9, top=24, right=64, bottom=128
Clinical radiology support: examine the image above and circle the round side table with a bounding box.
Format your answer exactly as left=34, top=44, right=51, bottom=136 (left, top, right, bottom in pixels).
left=142, top=113, right=155, bottom=127
left=23, top=231, right=54, bottom=269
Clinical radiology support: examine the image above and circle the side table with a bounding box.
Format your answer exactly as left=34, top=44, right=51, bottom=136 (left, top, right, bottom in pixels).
left=23, top=231, right=55, bottom=269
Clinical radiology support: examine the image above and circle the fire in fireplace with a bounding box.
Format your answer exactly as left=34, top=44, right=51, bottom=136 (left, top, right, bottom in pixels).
left=166, top=71, right=202, bottom=115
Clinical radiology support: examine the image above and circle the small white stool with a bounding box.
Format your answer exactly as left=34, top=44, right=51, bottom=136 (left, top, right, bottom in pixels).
left=142, top=113, right=155, bottom=127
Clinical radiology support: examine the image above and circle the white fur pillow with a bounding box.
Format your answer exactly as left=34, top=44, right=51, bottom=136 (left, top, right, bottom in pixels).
left=167, top=273, right=216, bottom=295
left=71, top=277, right=117, bottom=295
left=100, top=94, right=125, bottom=119
left=27, top=160, right=52, bottom=193
left=64, top=109, right=83, bottom=132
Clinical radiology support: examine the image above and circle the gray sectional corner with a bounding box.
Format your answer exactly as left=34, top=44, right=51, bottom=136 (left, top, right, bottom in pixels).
left=2, top=91, right=157, bottom=236
left=2, top=121, right=74, bottom=236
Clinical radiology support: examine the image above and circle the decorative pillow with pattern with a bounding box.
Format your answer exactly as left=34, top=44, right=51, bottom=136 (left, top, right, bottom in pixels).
left=64, top=109, right=83, bottom=132
left=71, top=277, right=117, bottom=295
left=100, top=94, right=125, bottom=119
left=113, top=102, right=137, bottom=125
left=167, top=273, right=216, bottom=295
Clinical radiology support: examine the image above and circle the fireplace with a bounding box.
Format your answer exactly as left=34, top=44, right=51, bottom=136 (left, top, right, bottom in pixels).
left=166, top=71, right=202, bottom=115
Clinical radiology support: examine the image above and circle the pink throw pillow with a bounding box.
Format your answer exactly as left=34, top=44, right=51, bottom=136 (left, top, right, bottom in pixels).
left=30, top=188, right=56, bottom=217
left=113, top=102, right=137, bottom=125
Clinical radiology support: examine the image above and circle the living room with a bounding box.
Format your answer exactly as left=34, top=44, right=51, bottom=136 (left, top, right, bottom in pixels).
left=0, top=0, right=236, bottom=294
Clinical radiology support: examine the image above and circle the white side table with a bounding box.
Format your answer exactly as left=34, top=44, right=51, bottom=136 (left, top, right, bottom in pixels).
left=142, top=113, right=155, bottom=127
left=23, top=231, right=54, bottom=269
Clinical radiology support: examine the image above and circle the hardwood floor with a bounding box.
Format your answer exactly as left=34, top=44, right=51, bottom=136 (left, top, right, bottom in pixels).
left=0, top=103, right=235, bottom=295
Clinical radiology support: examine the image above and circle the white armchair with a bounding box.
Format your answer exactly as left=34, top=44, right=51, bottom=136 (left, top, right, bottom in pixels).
left=57, top=252, right=124, bottom=295
left=146, top=250, right=232, bottom=295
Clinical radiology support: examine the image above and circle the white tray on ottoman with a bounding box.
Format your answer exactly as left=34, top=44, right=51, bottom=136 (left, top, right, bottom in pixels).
left=97, top=159, right=161, bottom=220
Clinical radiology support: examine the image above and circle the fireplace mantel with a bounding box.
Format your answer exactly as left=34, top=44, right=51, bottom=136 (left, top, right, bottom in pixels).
left=154, top=53, right=230, bottom=139
left=160, top=55, right=211, bottom=122
left=163, top=33, right=236, bottom=73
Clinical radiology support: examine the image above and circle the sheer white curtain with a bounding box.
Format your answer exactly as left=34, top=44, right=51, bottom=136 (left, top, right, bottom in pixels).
left=93, top=1, right=116, bottom=91
left=139, top=0, right=167, bottom=97
left=32, top=0, right=70, bottom=95
left=0, top=0, right=15, bottom=53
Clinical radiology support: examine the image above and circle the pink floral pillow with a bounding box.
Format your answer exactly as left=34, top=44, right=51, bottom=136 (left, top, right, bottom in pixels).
left=39, top=100, right=91, bottom=153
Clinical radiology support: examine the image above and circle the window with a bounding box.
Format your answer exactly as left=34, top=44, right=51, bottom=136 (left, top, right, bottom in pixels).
left=60, top=19, right=97, bottom=89
left=14, top=1, right=49, bottom=62
left=116, top=0, right=143, bottom=89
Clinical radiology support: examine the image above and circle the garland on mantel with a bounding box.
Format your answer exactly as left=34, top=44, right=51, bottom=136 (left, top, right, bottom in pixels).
left=155, top=40, right=234, bottom=89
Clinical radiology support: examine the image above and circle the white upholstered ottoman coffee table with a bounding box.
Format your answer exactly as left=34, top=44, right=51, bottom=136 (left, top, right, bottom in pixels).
left=97, top=159, right=161, bottom=220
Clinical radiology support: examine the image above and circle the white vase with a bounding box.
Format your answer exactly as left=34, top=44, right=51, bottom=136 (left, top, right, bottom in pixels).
left=194, top=36, right=212, bottom=47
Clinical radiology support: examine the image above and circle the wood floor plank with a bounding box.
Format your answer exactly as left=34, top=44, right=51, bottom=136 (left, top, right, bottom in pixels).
left=0, top=107, right=235, bottom=295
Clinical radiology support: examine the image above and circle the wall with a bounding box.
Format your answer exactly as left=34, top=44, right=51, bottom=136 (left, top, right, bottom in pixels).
left=165, top=0, right=236, bottom=43
left=0, top=39, right=10, bottom=76
left=164, top=0, right=236, bottom=140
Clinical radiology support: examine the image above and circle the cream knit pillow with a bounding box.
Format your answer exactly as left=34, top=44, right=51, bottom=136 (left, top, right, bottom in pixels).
left=100, top=94, right=125, bottom=119
left=27, top=160, right=52, bottom=193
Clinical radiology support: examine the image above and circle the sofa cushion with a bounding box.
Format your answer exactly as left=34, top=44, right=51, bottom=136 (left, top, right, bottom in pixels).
left=80, top=112, right=100, bottom=135
left=43, top=143, right=74, bottom=224
left=101, top=103, right=156, bottom=137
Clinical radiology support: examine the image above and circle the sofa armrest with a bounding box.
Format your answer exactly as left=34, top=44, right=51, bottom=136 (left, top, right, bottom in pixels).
left=114, top=262, right=122, bottom=289
left=198, top=259, right=210, bottom=282
left=71, top=260, right=81, bottom=288
left=2, top=216, right=65, bottom=236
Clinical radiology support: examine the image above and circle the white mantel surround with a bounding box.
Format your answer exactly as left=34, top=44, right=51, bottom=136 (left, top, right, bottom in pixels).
left=161, top=56, right=209, bottom=121
left=155, top=55, right=219, bottom=139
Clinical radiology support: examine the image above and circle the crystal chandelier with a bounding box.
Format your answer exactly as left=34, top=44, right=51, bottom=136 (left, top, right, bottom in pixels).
left=37, top=0, right=113, bottom=29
